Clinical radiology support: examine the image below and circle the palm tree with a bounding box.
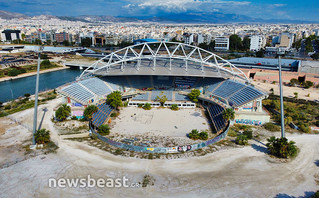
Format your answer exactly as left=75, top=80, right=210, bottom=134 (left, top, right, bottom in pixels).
left=34, top=129, right=50, bottom=144
left=222, top=108, right=235, bottom=121
left=55, top=104, right=71, bottom=121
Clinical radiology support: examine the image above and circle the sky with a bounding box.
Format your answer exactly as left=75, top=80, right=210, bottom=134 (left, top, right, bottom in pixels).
left=0, top=0, right=318, bottom=21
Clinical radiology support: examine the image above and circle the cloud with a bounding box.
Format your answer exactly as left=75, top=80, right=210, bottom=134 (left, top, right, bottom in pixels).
left=123, top=0, right=251, bottom=14
left=272, top=4, right=286, bottom=7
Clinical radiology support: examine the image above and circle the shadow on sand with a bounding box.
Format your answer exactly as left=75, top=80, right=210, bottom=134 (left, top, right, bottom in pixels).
left=251, top=143, right=269, bottom=154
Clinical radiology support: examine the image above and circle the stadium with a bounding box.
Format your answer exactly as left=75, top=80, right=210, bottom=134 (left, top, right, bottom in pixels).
left=57, top=41, right=269, bottom=153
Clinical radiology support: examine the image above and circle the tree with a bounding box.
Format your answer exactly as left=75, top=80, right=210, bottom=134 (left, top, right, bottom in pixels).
left=40, top=59, right=51, bottom=67
left=34, top=128, right=50, bottom=144
left=256, top=49, right=265, bottom=57
left=83, top=105, right=98, bottom=120
left=188, top=89, right=201, bottom=102
left=311, top=53, right=319, bottom=60
left=229, top=34, right=243, bottom=51
left=242, top=36, right=251, bottom=51
left=155, top=92, right=167, bottom=106
left=106, top=91, right=123, bottom=109
left=222, top=108, right=235, bottom=121
left=81, top=37, right=92, bottom=47
left=62, top=40, right=70, bottom=46
left=46, top=40, right=52, bottom=45
left=53, top=41, right=58, bottom=47
left=98, top=124, right=110, bottom=135
left=55, top=104, right=71, bottom=121
left=292, top=39, right=302, bottom=51
left=266, top=136, right=298, bottom=158
left=34, top=39, right=42, bottom=45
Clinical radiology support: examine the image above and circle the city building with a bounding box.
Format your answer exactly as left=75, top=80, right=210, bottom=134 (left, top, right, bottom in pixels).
left=215, top=37, right=229, bottom=51
left=55, top=32, right=69, bottom=43
left=250, top=35, right=266, bottom=51
left=183, top=33, right=194, bottom=45
left=1, top=30, right=21, bottom=42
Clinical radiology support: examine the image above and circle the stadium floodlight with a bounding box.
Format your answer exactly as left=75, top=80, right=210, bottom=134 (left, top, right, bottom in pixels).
left=32, top=45, right=44, bottom=146
left=277, top=48, right=285, bottom=138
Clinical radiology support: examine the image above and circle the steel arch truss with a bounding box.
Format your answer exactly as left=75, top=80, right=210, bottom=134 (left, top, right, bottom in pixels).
left=79, top=42, right=249, bottom=81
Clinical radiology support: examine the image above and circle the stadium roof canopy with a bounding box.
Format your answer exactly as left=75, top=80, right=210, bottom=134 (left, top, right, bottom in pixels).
left=79, top=41, right=249, bottom=82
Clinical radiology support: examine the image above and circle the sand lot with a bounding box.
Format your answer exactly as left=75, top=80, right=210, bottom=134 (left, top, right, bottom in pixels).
left=0, top=98, right=318, bottom=198
left=112, top=107, right=210, bottom=137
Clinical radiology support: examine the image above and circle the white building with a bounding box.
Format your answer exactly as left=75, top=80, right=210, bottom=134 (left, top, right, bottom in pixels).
left=183, top=33, right=194, bottom=45
left=215, top=37, right=229, bottom=51
left=250, top=35, right=266, bottom=51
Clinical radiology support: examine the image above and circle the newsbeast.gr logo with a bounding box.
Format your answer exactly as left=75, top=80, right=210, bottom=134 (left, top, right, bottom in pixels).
left=48, top=175, right=140, bottom=188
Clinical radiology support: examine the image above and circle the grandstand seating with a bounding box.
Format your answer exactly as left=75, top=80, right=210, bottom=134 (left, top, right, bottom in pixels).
left=207, top=104, right=226, bottom=132
left=229, top=86, right=263, bottom=107
left=132, top=92, right=149, bottom=101
left=174, top=77, right=196, bottom=88
left=61, top=82, right=95, bottom=104
left=194, top=77, right=223, bottom=89
left=175, top=93, right=189, bottom=101
left=92, top=103, right=113, bottom=127
left=153, top=76, right=174, bottom=87
left=212, top=80, right=246, bottom=99
left=79, top=78, right=112, bottom=96
left=151, top=90, right=173, bottom=101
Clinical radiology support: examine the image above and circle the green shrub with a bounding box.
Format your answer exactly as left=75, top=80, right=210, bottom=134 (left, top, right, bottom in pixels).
left=110, top=112, right=117, bottom=117
left=71, top=116, right=78, bottom=120
left=188, top=129, right=199, bottom=139
left=227, top=128, right=238, bottom=137
left=235, top=134, right=248, bottom=145
left=199, top=131, right=208, bottom=140
left=4, top=104, right=11, bottom=110
left=243, top=130, right=253, bottom=139
left=188, top=129, right=208, bottom=140
left=171, top=104, right=179, bottom=110
left=266, top=136, right=298, bottom=158
left=138, top=103, right=143, bottom=108
left=83, top=105, right=98, bottom=119
left=313, top=190, right=319, bottom=198
left=264, top=122, right=280, bottom=132
left=188, top=89, right=200, bottom=102
left=98, top=124, right=110, bottom=135
left=143, top=103, right=152, bottom=110
left=299, top=124, right=311, bottom=133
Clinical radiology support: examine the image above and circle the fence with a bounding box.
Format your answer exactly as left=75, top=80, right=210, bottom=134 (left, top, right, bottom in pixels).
left=90, top=121, right=230, bottom=154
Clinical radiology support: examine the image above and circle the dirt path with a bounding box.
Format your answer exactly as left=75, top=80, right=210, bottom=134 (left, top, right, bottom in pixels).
left=0, top=98, right=318, bottom=198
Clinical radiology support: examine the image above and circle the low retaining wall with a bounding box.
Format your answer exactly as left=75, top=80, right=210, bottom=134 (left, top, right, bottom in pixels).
left=90, top=122, right=230, bottom=154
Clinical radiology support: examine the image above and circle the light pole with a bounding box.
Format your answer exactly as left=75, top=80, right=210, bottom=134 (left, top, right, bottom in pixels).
left=32, top=45, right=44, bottom=145
left=278, top=49, right=285, bottom=138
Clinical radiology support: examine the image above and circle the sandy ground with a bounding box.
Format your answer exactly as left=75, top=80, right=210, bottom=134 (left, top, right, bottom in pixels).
left=0, top=98, right=318, bottom=198
left=252, top=80, right=319, bottom=101
left=112, top=107, right=210, bottom=137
